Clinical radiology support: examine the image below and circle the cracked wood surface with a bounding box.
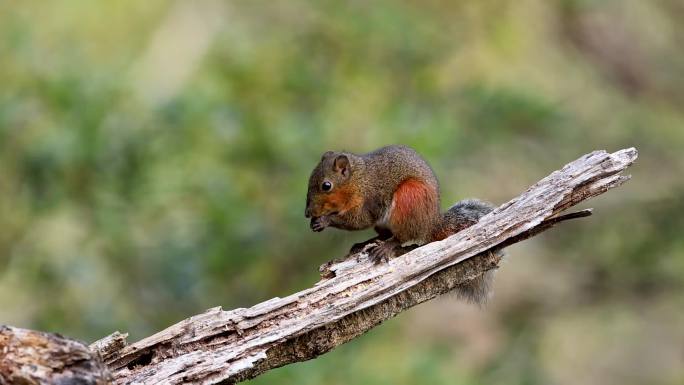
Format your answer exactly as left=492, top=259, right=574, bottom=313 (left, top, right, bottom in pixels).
left=0, top=325, right=109, bottom=385
left=0, top=148, right=637, bottom=385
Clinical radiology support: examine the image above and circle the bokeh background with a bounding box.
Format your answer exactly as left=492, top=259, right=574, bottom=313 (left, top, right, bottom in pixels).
left=1, top=1, right=683, bottom=384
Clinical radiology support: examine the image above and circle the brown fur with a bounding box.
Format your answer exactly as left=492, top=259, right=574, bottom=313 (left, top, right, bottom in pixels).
left=331, top=184, right=364, bottom=216
left=305, top=145, right=500, bottom=304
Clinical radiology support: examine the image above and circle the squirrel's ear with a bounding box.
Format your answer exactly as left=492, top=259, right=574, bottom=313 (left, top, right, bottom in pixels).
left=333, top=155, right=350, bottom=177
left=321, top=151, right=335, bottom=161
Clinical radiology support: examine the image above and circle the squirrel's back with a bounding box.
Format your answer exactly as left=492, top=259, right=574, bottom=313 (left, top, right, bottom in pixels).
left=361, top=145, right=439, bottom=190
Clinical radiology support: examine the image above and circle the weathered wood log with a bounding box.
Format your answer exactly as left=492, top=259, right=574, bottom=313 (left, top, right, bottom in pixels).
left=0, top=148, right=637, bottom=385
left=0, top=325, right=109, bottom=385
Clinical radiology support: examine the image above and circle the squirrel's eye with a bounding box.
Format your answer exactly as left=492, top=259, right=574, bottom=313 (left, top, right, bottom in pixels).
left=321, top=181, right=333, bottom=191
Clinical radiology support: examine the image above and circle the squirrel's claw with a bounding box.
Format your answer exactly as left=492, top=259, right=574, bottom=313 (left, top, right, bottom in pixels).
left=350, top=238, right=378, bottom=254
left=367, top=240, right=398, bottom=264
left=349, top=242, right=366, bottom=254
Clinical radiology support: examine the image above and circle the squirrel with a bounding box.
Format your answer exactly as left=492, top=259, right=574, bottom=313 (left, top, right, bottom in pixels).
left=305, top=144, right=502, bottom=305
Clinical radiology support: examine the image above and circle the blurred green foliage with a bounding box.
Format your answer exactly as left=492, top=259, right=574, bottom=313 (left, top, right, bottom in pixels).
left=1, top=1, right=683, bottom=384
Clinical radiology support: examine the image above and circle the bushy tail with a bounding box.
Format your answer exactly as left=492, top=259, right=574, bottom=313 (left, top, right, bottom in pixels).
left=441, top=199, right=503, bottom=305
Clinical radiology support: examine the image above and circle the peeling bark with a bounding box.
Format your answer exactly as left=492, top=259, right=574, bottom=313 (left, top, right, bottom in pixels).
left=0, top=325, right=109, bottom=385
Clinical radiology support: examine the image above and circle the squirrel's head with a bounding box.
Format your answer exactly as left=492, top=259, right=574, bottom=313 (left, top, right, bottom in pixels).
left=305, top=151, right=355, bottom=231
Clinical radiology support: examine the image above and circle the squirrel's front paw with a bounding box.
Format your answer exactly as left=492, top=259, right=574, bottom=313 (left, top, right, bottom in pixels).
left=367, top=241, right=398, bottom=264
left=310, top=216, right=331, bottom=232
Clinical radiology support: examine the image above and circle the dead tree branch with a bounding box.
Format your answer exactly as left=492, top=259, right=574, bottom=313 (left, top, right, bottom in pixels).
left=0, top=326, right=109, bottom=385
left=0, top=148, right=637, bottom=385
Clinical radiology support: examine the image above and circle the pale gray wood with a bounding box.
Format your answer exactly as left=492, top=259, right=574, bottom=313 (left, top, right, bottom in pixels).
left=0, top=325, right=110, bottom=385
left=0, top=148, right=637, bottom=385
left=96, top=148, right=637, bottom=385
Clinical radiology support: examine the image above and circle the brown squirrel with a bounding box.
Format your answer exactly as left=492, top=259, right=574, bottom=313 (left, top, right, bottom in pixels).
left=305, top=144, right=502, bottom=304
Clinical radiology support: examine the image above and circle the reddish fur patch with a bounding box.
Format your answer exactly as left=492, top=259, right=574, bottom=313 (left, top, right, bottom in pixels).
left=391, top=179, right=431, bottom=221
left=389, top=178, right=439, bottom=243
left=321, top=184, right=362, bottom=215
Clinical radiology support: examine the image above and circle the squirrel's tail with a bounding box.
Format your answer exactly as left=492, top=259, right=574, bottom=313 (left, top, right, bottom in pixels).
left=442, top=199, right=504, bottom=305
